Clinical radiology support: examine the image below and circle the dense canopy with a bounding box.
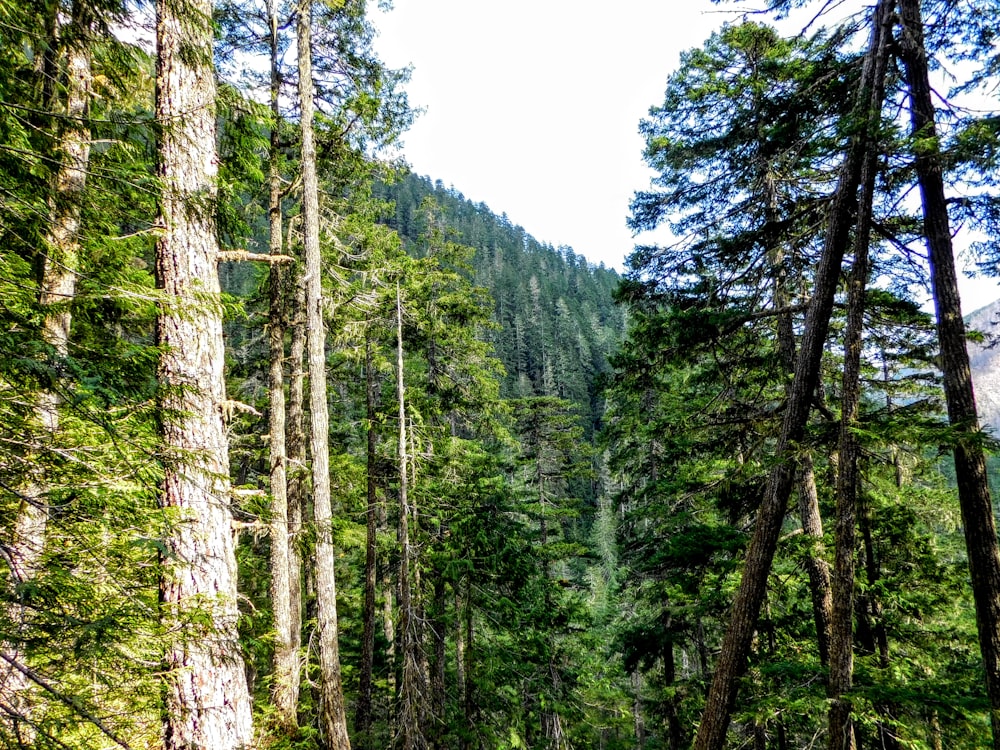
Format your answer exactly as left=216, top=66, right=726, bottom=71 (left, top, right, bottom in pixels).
left=2, top=1, right=1000, bottom=749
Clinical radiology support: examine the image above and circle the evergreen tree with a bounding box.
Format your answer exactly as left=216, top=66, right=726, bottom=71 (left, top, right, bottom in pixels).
left=897, top=1, right=1000, bottom=743
left=154, top=0, right=254, bottom=742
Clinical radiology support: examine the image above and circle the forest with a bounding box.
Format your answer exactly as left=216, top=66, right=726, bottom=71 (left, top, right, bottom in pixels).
left=4, top=0, right=1000, bottom=748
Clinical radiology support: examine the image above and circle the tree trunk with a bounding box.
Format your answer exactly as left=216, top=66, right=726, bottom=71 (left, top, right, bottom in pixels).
left=898, top=3, right=1000, bottom=745
left=663, top=636, right=683, bottom=750
left=297, top=0, right=350, bottom=744
left=828, top=21, right=887, bottom=741
left=397, top=282, right=427, bottom=750
left=798, top=457, right=833, bottom=667
left=929, top=710, right=943, bottom=750
left=429, top=573, right=447, bottom=747
left=858, top=497, right=900, bottom=750
left=465, top=581, right=477, bottom=733
left=631, top=671, right=646, bottom=750
left=692, top=4, right=893, bottom=747
left=356, top=337, right=379, bottom=746
left=287, top=273, right=306, bottom=709
left=381, top=478, right=397, bottom=727
left=155, top=0, right=253, bottom=743
left=267, top=0, right=298, bottom=728
left=773, top=216, right=834, bottom=670
left=455, top=586, right=468, bottom=748
left=4, top=2, right=92, bottom=737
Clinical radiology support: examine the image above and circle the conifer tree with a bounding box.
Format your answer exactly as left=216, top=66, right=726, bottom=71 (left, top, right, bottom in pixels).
left=827, top=12, right=889, bottom=739
left=297, top=0, right=351, bottom=744
left=694, top=5, right=894, bottom=745
left=267, top=0, right=299, bottom=722
left=4, top=0, right=94, bottom=735
left=897, top=1, right=1000, bottom=744
left=154, top=0, right=253, bottom=743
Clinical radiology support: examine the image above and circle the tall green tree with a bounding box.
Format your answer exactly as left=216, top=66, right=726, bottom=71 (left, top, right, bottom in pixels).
left=296, top=0, right=352, bottom=744
left=265, top=0, right=299, bottom=729
left=4, top=0, right=95, bottom=735
left=154, top=0, right=254, bottom=742
left=897, top=1, right=1000, bottom=744
left=692, top=4, right=894, bottom=745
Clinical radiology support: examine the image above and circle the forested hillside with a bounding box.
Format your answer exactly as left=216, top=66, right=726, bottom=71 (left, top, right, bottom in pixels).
left=376, top=173, right=626, bottom=428
left=6, top=0, right=1000, bottom=750
left=1, top=0, right=634, bottom=745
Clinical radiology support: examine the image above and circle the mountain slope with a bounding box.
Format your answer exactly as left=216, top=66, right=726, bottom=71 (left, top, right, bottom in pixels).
left=968, top=298, right=1000, bottom=432
left=376, top=173, right=627, bottom=430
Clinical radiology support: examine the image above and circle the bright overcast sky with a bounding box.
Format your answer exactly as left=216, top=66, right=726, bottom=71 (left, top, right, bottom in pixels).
left=371, top=0, right=728, bottom=271
left=370, top=0, right=1000, bottom=310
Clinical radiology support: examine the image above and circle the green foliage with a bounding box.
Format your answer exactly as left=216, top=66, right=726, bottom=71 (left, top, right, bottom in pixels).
left=376, top=173, right=626, bottom=434
left=605, top=10, right=1000, bottom=747
left=0, top=3, right=169, bottom=744
left=11, top=0, right=1000, bottom=747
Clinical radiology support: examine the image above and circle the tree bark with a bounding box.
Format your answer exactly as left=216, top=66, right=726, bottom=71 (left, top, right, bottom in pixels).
left=429, top=573, right=447, bottom=748
left=4, top=2, right=92, bottom=737
left=898, top=3, right=1000, bottom=745
left=464, top=580, right=477, bottom=734
left=455, top=586, right=468, bottom=749
left=772, top=205, right=834, bottom=670
left=155, top=0, right=253, bottom=743
left=631, top=671, right=646, bottom=750
left=297, top=0, right=350, bottom=744
left=662, top=634, right=682, bottom=750
left=287, top=273, right=306, bottom=709
left=692, top=4, right=893, bottom=747
left=267, top=0, right=298, bottom=728
left=798, top=457, right=833, bottom=667
left=828, top=20, right=888, bottom=741
left=857, top=496, right=900, bottom=750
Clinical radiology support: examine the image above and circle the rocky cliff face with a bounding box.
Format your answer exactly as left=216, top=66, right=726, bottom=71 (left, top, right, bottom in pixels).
left=968, top=299, right=1000, bottom=433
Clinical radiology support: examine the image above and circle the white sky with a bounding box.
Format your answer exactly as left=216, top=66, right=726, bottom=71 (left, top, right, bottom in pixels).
left=370, top=0, right=1000, bottom=310
left=371, top=0, right=728, bottom=271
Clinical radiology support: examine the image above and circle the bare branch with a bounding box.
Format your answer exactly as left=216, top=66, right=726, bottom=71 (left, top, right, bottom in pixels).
left=217, top=250, right=294, bottom=264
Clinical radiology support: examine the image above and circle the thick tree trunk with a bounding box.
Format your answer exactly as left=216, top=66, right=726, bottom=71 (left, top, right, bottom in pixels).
left=898, top=3, right=1000, bottom=745
left=4, top=4, right=92, bottom=736
left=155, top=0, right=253, bottom=744
left=297, top=0, right=350, bottom=745
left=692, top=4, right=893, bottom=747
left=268, top=0, right=298, bottom=727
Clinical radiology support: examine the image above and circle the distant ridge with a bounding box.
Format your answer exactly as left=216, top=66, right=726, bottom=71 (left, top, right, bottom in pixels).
left=967, top=298, right=1000, bottom=432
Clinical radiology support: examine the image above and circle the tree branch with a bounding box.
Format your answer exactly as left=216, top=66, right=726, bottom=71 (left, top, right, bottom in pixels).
left=0, top=653, right=131, bottom=749
left=217, top=250, right=294, bottom=264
